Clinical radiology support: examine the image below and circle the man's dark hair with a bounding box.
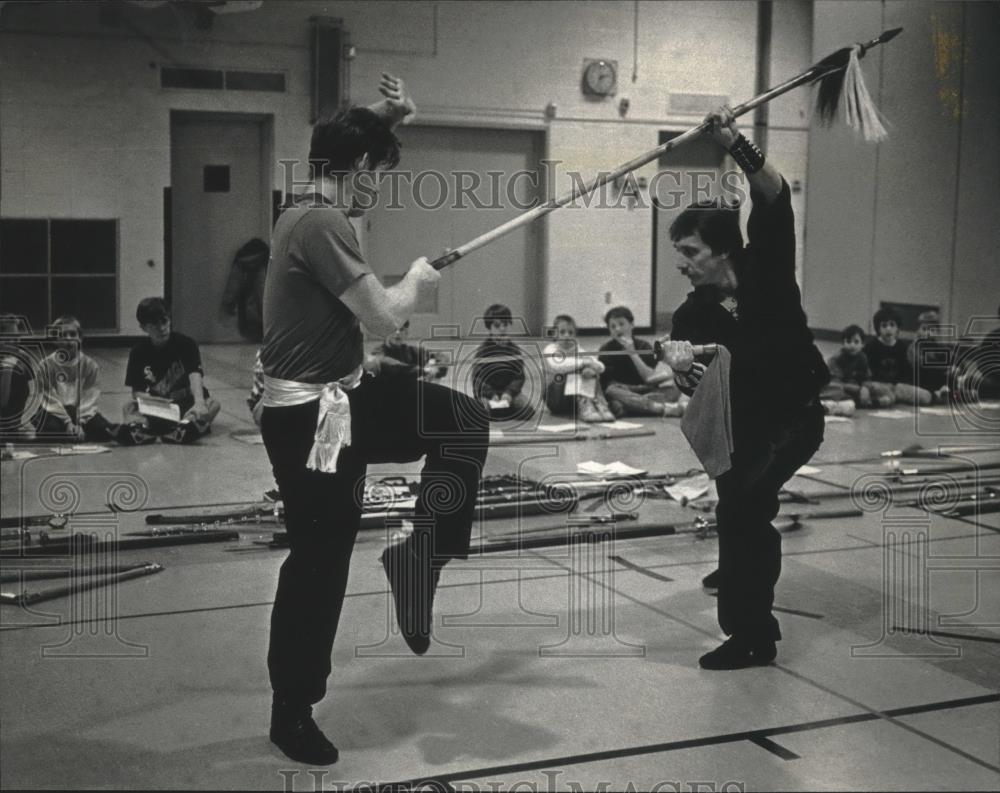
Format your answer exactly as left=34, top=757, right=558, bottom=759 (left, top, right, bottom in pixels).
left=872, top=306, right=901, bottom=331
left=309, top=107, right=401, bottom=179
left=604, top=305, right=634, bottom=326
left=484, top=303, right=512, bottom=326
left=841, top=324, right=866, bottom=343
left=668, top=198, right=744, bottom=257
left=136, top=297, right=169, bottom=325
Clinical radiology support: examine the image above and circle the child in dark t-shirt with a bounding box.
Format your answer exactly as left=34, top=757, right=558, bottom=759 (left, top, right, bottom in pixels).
left=864, top=307, right=932, bottom=407
left=472, top=304, right=535, bottom=421
left=598, top=305, right=686, bottom=418
left=373, top=321, right=447, bottom=381
left=121, top=297, right=221, bottom=444
left=822, top=324, right=893, bottom=410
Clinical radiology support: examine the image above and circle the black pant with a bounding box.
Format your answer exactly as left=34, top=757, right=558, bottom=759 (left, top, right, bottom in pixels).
left=35, top=408, right=117, bottom=442
left=714, top=401, right=825, bottom=642
left=261, top=374, right=489, bottom=705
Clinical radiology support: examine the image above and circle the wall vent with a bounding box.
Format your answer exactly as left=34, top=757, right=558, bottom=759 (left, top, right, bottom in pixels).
left=161, top=67, right=285, bottom=93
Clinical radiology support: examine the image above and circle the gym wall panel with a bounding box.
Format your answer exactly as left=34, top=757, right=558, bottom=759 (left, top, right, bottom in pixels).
left=803, top=1, right=883, bottom=333
left=871, top=1, right=961, bottom=313
left=950, top=1, right=1000, bottom=332
left=804, top=0, right=999, bottom=336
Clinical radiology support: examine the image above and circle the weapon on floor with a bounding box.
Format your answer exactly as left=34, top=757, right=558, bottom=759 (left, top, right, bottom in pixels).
left=0, top=562, right=163, bottom=606
left=889, top=460, right=1000, bottom=478
left=0, top=529, right=239, bottom=557
left=488, top=426, right=656, bottom=447
left=471, top=505, right=864, bottom=555
left=427, top=28, right=901, bottom=272
left=141, top=471, right=698, bottom=528
left=881, top=443, right=1000, bottom=459
left=776, top=473, right=1000, bottom=504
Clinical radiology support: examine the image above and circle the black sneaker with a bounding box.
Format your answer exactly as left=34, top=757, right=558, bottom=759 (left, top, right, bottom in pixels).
left=269, top=700, right=339, bottom=765
left=698, top=636, right=777, bottom=670
left=380, top=541, right=441, bottom=655
left=701, top=568, right=721, bottom=589
left=162, top=422, right=201, bottom=444
left=116, top=423, right=156, bottom=446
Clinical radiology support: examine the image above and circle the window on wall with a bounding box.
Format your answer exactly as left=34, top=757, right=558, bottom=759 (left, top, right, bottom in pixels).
left=0, top=218, right=118, bottom=332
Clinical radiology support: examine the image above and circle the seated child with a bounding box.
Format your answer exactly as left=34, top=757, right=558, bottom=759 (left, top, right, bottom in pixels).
left=32, top=315, right=120, bottom=442
left=908, top=309, right=954, bottom=404
left=543, top=314, right=614, bottom=422
left=955, top=303, right=1000, bottom=401
left=0, top=314, right=36, bottom=442
left=598, top=306, right=686, bottom=418
left=372, top=320, right=447, bottom=381
left=472, top=303, right=535, bottom=420
left=821, top=324, right=893, bottom=413
left=121, top=297, right=221, bottom=444
left=864, top=307, right=932, bottom=407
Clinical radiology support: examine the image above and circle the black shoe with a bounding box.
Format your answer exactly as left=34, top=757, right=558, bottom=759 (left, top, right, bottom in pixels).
left=380, top=541, right=441, bottom=655
left=162, top=422, right=203, bottom=444
left=116, top=423, right=157, bottom=446
left=270, top=700, right=339, bottom=765
left=699, top=636, right=777, bottom=670
left=263, top=488, right=282, bottom=503
left=701, top=568, right=721, bottom=589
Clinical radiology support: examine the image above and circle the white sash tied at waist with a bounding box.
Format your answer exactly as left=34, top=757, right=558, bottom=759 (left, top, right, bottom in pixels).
left=261, top=365, right=363, bottom=474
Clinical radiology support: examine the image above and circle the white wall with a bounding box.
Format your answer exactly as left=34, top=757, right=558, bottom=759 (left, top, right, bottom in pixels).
left=0, top=0, right=815, bottom=335
left=804, top=1, right=1000, bottom=336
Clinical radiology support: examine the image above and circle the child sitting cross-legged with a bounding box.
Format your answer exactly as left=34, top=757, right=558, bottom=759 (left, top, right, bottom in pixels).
left=864, top=306, right=932, bottom=408
left=821, top=324, right=894, bottom=414
left=121, top=297, right=222, bottom=445
left=598, top=305, right=687, bottom=418
left=32, top=315, right=121, bottom=442
left=472, top=303, right=535, bottom=421
left=543, top=314, right=615, bottom=422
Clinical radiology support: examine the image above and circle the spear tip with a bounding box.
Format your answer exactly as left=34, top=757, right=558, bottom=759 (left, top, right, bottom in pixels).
left=879, top=27, right=904, bottom=44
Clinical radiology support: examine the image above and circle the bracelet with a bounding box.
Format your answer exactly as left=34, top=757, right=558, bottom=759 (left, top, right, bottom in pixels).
left=729, top=134, right=765, bottom=175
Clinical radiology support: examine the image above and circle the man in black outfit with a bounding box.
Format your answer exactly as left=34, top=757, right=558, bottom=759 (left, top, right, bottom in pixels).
left=664, top=107, right=829, bottom=670
left=259, top=74, right=489, bottom=765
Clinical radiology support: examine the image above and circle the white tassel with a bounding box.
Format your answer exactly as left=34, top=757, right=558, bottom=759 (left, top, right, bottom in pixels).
left=843, top=45, right=889, bottom=141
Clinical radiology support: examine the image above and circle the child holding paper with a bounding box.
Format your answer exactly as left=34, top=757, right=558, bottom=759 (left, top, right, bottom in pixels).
left=121, top=297, right=220, bottom=444
left=543, top=314, right=614, bottom=422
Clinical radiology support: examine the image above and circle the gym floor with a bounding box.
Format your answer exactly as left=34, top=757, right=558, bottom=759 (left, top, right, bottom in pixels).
left=1, top=342, right=998, bottom=791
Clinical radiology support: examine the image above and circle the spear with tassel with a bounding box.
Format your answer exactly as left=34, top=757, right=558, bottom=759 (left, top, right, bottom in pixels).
left=428, top=27, right=902, bottom=272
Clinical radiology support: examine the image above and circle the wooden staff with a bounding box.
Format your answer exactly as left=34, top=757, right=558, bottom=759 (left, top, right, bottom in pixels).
left=429, top=28, right=902, bottom=272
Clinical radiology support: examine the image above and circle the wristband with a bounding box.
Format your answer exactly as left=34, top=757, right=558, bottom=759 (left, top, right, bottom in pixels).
left=729, top=133, right=765, bottom=175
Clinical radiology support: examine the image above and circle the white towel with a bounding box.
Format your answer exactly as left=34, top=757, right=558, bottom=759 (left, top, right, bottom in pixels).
left=262, top=365, right=363, bottom=473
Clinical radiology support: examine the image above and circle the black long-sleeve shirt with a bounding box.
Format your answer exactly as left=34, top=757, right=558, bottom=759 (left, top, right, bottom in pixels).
left=670, top=179, right=828, bottom=428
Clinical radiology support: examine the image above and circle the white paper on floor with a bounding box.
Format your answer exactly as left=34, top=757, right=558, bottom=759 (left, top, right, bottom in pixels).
left=537, top=423, right=578, bottom=433
left=795, top=464, right=822, bottom=475
left=867, top=409, right=914, bottom=419
left=919, top=406, right=957, bottom=416
left=577, top=460, right=647, bottom=477
left=663, top=472, right=713, bottom=503
left=605, top=421, right=643, bottom=430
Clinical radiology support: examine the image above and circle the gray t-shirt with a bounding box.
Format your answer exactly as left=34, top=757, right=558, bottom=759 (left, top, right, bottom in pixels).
left=261, top=197, right=371, bottom=383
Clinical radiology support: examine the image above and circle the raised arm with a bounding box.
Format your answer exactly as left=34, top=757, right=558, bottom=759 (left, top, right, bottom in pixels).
left=339, top=258, right=440, bottom=338
left=704, top=106, right=782, bottom=204
left=367, top=73, right=416, bottom=132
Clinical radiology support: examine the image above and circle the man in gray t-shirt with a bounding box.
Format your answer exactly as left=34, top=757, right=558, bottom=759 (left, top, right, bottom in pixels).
left=261, top=195, right=368, bottom=384
left=260, top=75, right=489, bottom=767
